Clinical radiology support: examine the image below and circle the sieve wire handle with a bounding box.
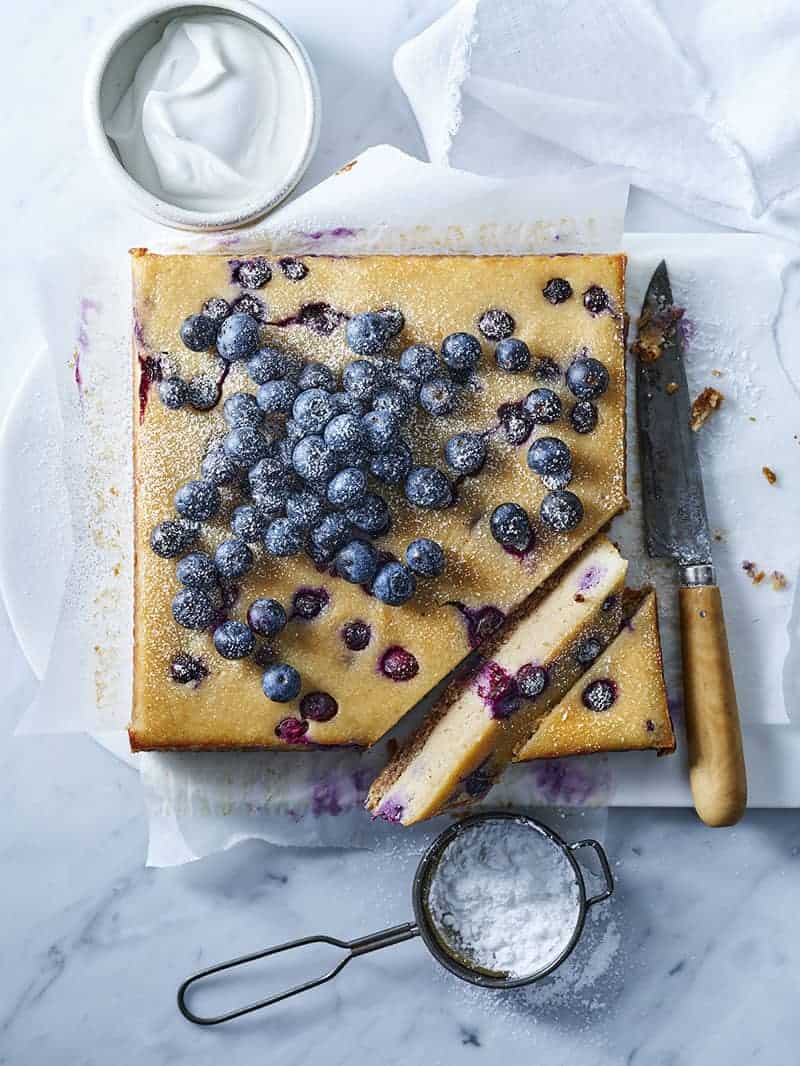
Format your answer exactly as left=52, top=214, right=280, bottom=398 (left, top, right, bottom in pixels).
left=569, top=838, right=615, bottom=906
left=177, top=922, right=419, bottom=1025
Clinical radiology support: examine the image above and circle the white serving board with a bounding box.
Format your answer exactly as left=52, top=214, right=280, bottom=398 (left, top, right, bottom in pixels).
left=2, top=234, right=800, bottom=807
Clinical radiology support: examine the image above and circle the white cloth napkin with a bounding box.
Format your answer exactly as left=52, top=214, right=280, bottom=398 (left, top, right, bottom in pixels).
left=395, top=0, right=800, bottom=239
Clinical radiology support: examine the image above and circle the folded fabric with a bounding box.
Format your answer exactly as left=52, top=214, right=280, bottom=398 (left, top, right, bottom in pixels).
left=395, top=0, right=800, bottom=240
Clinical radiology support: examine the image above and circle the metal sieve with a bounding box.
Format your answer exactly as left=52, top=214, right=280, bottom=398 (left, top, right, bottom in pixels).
left=177, top=811, right=614, bottom=1025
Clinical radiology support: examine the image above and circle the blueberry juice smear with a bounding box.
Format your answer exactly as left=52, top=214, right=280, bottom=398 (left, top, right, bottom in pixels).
left=271, top=303, right=349, bottom=335
left=138, top=354, right=163, bottom=423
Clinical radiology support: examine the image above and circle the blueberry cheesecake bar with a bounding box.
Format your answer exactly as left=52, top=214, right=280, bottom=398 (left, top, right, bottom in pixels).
left=129, top=251, right=627, bottom=751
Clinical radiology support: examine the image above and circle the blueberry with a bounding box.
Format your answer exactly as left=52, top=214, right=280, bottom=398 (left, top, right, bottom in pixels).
left=444, top=432, right=487, bottom=475
left=264, top=517, right=305, bottom=557
left=342, top=620, right=371, bottom=650
left=494, top=338, right=531, bottom=372
left=233, top=257, right=271, bottom=289
left=248, top=454, right=293, bottom=495
left=582, top=678, right=617, bottom=711
left=223, top=426, right=270, bottom=466
left=187, top=376, right=222, bottom=410
left=308, top=513, right=351, bottom=563
left=231, top=504, right=268, bottom=542
left=203, top=296, right=232, bottom=323
left=523, top=388, right=562, bottom=424
left=372, top=387, right=412, bottom=422
left=216, top=313, right=260, bottom=361
left=300, top=692, right=338, bottom=721
left=292, top=435, right=338, bottom=483
left=172, top=588, right=216, bottom=630
left=279, top=257, right=308, bottom=281
left=262, top=663, right=301, bottom=703
left=292, top=587, right=330, bottom=620
left=583, top=285, right=610, bottom=315
left=404, top=466, right=453, bottom=509
left=327, top=467, right=367, bottom=508
left=362, top=410, right=400, bottom=451
left=372, top=562, right=416, bottom=606
left=158, top=377, right=188, bottom=409
left=213, top=620, right=255, bottom=659
left=335, top=539, right=378, bottom=584
left=224, top=391, right=263, bottom=428
left=490, top=503, right=534, bottom=552
left=150, top=520, right=198, bottom=558
left=540, top=489, right=584, bottom=532
left=400, top=344, right=440, bottom=382
left=379, top=645, right=419, bottom=680
left=176, top=552, right=218, bottom=590
left=170, top=652, right=207, bottom=684
left=566, top=355, right=609, bottom=400
left=532, top=356, right=562, bottom=381
left=369, top=442, right=412, bottom=484
left=543, top=278, right=573, bottom=305
left=292, top=388, right=336, bottom=434
left=324, top=412, right=368, bottom=457
left=248, top=598, right=287, bottom=636
left=441, top=332, right=481, bottom=373
left=345, top=312, right=391, bottom=356
left=201, top=444, right=238, bottom=486
left=252, top=488, right=288, bottom=516
left=570, top=400, right=598, bottom=434
left=174, top=480, right=221, bottom=521
left=331, top=391, right=364, bottom=416
left=254, top=380, right=296, bottom=416
left=527, top=436, right=572, bottom=480
left=390, top=370, right=421, bottom=403
left=517, top=664, right=548, bottom=699
left=298, top=361, right=336, bottom=392
left=577, top=636, right=603, bottom=666
left=231, top=293, right=266, bottom=321
left=343, top=359, right=380, bottom=399
left=286, top=489, right=326, bottom=529
left=379, top=308, right=405, bottom=336
left=180, top=313, right=217, bottom=352
left=248, top=347, right=300, bottom=385
left=498, top=403, right=533, bottom=445
left=214, top=537, right=254, bottom=578
left=346, top=493, right=391, bottom=536
left=406, top=538, right=445, bottom=577
left=419, top=378, right=459, bottom=416
left=478, top=308, right=515, bottom=341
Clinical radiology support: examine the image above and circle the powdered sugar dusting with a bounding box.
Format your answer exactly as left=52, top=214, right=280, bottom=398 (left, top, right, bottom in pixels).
left=428, top=819, right=580, bottom=978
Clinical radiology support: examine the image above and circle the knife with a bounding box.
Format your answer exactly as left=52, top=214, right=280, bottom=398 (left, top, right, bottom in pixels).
left=635, top=260, right=746, bottom=827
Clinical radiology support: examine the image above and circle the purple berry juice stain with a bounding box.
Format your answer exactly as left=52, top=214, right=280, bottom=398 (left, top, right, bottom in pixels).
left=138, top=354, right=163, bottom=424
left=475, top=660, right=520, bottom=719
left=578, top=565, right=606, bottom=593
left=300, top=227, right=362, bottom=241
left=274, top=717, right=310, bottom=744
left=269, top=302, right=349, bottom=335
left=374, top=795, right=405, bottom=823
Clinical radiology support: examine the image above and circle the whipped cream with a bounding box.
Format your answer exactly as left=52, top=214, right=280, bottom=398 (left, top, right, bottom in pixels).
left=106, top=15, right=306, bottom=213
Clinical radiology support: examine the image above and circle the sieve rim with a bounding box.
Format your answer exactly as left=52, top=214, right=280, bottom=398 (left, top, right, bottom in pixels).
left=411, top=810, right=604, bottom=988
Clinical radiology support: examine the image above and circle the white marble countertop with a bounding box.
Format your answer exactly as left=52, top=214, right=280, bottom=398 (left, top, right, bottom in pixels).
left=2, top=2, right=799, bottom=1063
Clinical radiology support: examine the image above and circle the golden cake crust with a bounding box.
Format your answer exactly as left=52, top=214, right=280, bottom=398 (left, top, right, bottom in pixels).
left=129, top=252, right=627, bottom=751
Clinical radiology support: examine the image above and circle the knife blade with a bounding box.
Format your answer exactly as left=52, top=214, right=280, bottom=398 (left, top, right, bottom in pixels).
left=635, top=260, right=712, bottom=569
left=634, top=260, right=746, bottom=828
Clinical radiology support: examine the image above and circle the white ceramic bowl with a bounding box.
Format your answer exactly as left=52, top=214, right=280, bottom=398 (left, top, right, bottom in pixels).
left=84, top=0, right=321, bottom=231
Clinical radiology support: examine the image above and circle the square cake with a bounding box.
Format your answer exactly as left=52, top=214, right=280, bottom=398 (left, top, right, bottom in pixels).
left=129, top=251, right=627, bottom=751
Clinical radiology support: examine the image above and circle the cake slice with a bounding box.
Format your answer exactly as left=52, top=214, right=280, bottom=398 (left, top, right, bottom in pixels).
left=515, top=590, right=674, bottom=761
left=130, top=251, right=627, bottom=751
left=366, top=536, right=628, bottom=825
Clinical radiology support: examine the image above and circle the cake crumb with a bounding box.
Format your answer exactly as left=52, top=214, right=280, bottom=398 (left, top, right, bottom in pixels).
left=742, top=560, right=765, bottom=585
left=712, top=528, right=725, bottom=542
left=631, top=303, right=685, bottom=363
left=771, top=571, right=788, bottom=591
left=762, top=466, right=777, bottom=485
left=386, top=738, right=399, bottom=760
left=711, top=368, right=723, bottom=377
left=336, top=159, right=358, bottom=175
left=665, top=381, right=679, bottom=395
left=574, top=593, right=586, bottom=603
left=690, top=387, right=723, bottom=431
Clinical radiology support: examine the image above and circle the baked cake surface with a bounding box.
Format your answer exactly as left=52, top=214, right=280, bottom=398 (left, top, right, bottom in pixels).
left=130, top=252, right=626, bottom=751
left=515, top=590, right=674, bottom=761
left=365, top=537, right=628, bottom=824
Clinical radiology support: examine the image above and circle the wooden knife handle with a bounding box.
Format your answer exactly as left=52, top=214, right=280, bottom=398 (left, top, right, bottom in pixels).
left=679, top=584, right=747, bottom=827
